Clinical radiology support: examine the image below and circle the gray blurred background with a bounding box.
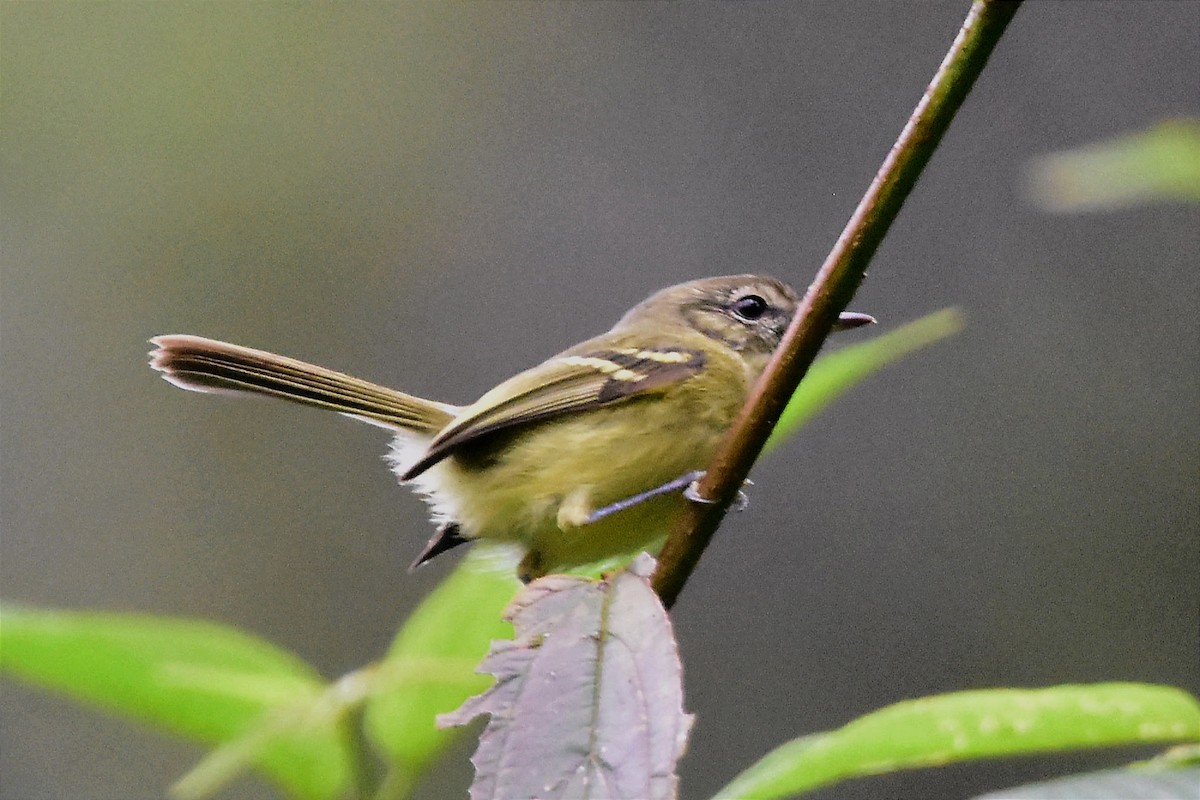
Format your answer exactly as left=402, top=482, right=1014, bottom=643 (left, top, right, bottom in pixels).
left=2, top=3, right=1197, bottom=799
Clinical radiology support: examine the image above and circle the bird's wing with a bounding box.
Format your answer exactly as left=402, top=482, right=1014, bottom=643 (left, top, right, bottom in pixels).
left=400, top=345, right=706, bottom=479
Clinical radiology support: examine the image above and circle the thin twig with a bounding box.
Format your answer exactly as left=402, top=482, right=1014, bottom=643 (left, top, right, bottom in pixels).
left=652, top=0, right=1022, bottom=608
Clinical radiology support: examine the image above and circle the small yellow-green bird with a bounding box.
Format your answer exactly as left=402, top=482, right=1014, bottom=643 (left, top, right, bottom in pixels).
left=151, top=274, right=871, bottom=581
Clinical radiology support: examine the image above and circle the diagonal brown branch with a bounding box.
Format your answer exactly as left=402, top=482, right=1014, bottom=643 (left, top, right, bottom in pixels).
left=652, top=0, right=1023, bottom=608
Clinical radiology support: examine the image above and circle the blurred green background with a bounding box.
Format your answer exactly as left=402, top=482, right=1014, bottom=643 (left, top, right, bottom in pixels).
left=2, top=3, right=1196, bottom=799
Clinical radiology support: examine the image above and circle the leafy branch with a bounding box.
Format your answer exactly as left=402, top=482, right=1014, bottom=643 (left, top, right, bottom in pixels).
left=652, top=0, right=1024, bottom=608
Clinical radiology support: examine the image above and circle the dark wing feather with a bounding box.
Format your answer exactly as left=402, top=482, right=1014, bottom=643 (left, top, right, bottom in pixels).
left=400, top=347, right=706, bottom=480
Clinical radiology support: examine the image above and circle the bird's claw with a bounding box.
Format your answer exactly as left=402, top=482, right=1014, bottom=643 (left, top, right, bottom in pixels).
left=685, top=475, right=752, bottom=512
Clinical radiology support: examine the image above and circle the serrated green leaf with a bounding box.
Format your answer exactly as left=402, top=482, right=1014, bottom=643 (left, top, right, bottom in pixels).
left=363, top=551, right=519, bottom=791
left=714, top=683, right=1200, bottom=800
left=765, top=308, right=964, bottom=453
left=0, top=604, right=352, bottom=800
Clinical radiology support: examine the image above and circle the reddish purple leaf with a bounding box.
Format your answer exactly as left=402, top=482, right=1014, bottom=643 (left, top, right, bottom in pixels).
left=440, top=554, right=692, bottom=800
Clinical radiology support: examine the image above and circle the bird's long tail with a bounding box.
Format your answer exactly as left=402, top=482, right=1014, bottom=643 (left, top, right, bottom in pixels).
left=149, top=334, right=456, bottom=433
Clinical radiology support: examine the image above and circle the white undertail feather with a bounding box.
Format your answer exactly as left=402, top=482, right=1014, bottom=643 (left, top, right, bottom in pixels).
left=386, top=432, right=468, bottom=532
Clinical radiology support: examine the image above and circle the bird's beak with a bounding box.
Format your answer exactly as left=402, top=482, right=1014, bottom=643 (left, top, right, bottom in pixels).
left=833, top=311, right=877, bottom=330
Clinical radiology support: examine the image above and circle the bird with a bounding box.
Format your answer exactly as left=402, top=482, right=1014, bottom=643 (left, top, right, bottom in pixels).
left=150, top=274, right=872, bottom=581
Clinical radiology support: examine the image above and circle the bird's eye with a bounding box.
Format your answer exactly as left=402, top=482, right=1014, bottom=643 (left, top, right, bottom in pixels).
left=731, top=294, right=769, bottom=321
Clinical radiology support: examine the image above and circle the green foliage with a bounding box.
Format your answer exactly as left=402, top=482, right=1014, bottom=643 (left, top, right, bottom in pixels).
left=714, top=683, right=1200, bottom=800
left=970, top=765, right=1200, bottom=800
left=0, top=315, right=967, bottom=799
left=1025, top=119, right=1200, bottom=212
left=0, top=558, right=519, bottom=800
left=25, top=316, right=1193, bottom=800
left=0, top=605, right=352, bottom=800
left=767, top=309, right=964, bottom=453
left=363, top=552, right=518, bottom=792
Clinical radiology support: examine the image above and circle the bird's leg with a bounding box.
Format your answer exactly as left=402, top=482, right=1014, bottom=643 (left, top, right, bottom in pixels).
left=581, top=470, right=751, bottom=524
left=580, top=472, right=704, bottom=524
left=557, top=485, right=597, bottom=529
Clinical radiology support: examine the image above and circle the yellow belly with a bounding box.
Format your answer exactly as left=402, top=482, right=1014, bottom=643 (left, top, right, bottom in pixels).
left=396, top=378, right=743, bottom=577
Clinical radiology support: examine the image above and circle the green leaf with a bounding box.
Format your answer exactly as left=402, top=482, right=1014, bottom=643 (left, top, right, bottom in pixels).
left=714, top=683, right=1200, bottom=800
left=1025, top=118, right=1200, bottom=212
left=1134, top=743, right=1200, bottom=770
left=766, top=308, right=964, bottom=453
left=0, top=604, right=352, bottom=800
left=363, top=551, right=519, bottom=793
left=171, top=669, right=378, bottom=800
left=971, top=766, right=1200, bottom=800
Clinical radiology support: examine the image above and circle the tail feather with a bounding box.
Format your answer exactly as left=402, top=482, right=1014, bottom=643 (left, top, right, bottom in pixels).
left=149, top=334, right=456, bottom=433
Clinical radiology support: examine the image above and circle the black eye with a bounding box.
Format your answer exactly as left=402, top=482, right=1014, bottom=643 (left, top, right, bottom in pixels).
left=731, top=294, right=769, bottom=321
